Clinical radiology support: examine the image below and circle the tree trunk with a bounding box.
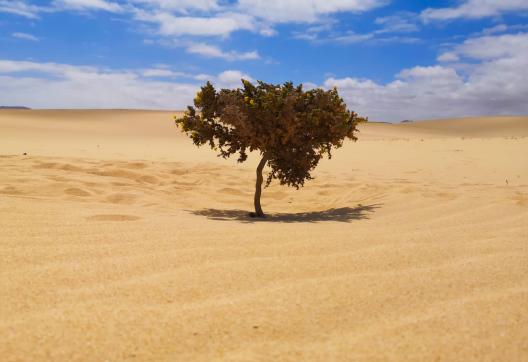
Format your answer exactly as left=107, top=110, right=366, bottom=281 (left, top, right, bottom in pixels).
left=253, top=155, right=268, bottom=217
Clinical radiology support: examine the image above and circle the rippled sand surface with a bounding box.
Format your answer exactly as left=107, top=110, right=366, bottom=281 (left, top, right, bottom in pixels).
left=1, top=110, right=527, bottom=361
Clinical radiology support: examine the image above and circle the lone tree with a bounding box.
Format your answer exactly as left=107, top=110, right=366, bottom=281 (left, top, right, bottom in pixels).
left=175, top=80, right=366, bottom=217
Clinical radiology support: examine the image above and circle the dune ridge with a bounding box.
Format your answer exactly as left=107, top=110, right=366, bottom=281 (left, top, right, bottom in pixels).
left=1, top=110, right=527, bottom=361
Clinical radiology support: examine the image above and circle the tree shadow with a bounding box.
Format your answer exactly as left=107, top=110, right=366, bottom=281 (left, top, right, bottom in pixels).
left=188, top=204, right=381, bottom=223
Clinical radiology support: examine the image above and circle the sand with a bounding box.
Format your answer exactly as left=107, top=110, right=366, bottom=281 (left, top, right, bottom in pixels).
left=1, top=110, right=527, bottom=361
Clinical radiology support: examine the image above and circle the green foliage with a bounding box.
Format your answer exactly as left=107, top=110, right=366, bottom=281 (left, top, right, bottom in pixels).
left=175, top=80, right=366, bottom=188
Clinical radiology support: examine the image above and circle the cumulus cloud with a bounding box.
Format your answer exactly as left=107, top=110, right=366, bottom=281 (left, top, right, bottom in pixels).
left=437, top=52, right=459, bottom=62
left=421, top=0, right=528, bottom=21
left=3, top=28, right=527, bottom=122
left=126, top=0, right=390, bottom=40
left=133, top=10, right=254, bottom=37
left=324, top=32, right=528, bottom=121
left=448, top=32, right=528, bottom=60
left=216, top=70, right=253, bottom=88
left=4, top=2, right=526, bottom=120
left=0, top=60, right=251, bottom=109
left=438, top=32, right=528, bottom=63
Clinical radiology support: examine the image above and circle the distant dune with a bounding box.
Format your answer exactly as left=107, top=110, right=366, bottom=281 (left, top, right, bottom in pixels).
left=0, top=106, right=30, bottom=110
left=0, top=110, right=526, bottom=158
left=1, top=109, right=527, bottom=361
left=360, top=116, right=528, bottom=139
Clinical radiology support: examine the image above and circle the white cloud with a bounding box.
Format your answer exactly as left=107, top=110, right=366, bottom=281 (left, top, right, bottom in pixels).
left=302, top=82, right=318, bottom=90
left=216, top=70, right=253, bottom=88
left=481, top=24, right=509, bottom=35
left=438, top=32, right=528, bottom=63
left=374, top=13, right=419, bottom=34
left=3, top=28, right=528, bottom=121
left=53, top=0, right=122, bottom=12
left=294, top=29, right=420, bottom=44
left=141, top=68, right=216, bottom=81
left=186, top=43, right=260, bottom=61
left=324, top=32, right=528, bottom=121
left=0, top=59, right=95, bottom=75
left=0, top=61, right=189, bottom=109
left=12, top=32, right=39, bottom=41
left=422, top=0, right=528, bottom=21
left=259, top=27, right=277, bottom=37
left=99, top=0, right=390, bottom=40
left=194, top=73, right=213, bottom=81
left=0, top=74, right=196, bottom=109
left=134, top=10, right=254, bottom=36
left=0, top=59, right=252, bottom=109
left=0, top=0, right=43, bottom=18
left=237, top=0, right=387, bottom=23
left=437, top=52, right=459, bottom=62
left=397, top=65, right=460, bottom=80
left=128, top=0, right=389, bottom=40
left=0, top=0, right=392, bottom=49
left=291, top=23, right=334, bottom=40
left=144, top=39, right=260, bottom=63
left=129, top=0, right=219, bottom=12
left=293, top=11, right=420, bottom=44
left=142, top=68, right=188, bottom=78
left=331, top=32, right=375, bottom=43
left=1, top=0, right=388, bottom=24
left=450, top=32, right=528, bottom=60
left=0, top=0, right=122, bottom=18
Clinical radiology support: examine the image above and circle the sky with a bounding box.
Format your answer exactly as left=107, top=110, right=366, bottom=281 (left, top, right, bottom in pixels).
left=0, top=0, right=527, bottom=121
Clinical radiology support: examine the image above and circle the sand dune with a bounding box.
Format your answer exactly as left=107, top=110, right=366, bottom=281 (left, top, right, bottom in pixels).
left=1, top=110, right=527, bottom=361
left=360, top=116, right=528, bottom=140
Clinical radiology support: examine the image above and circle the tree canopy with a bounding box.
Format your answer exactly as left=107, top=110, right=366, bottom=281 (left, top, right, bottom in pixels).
left=175, top=79, right=366, bottom=216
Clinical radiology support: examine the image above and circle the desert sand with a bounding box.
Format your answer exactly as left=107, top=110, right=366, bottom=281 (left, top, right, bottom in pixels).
left=1, top=110, right=527, bottom=361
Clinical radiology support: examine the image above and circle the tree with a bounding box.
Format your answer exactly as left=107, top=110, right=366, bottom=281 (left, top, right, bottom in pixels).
left=175, top=80, right=366, bottom=217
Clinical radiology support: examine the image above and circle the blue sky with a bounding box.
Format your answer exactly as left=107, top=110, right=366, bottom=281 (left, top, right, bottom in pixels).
left=1, top=0, right=527, bottom=121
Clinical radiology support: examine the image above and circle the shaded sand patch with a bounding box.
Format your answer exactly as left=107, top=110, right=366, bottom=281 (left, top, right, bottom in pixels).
left=190, top=204, right=380, bottom=223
